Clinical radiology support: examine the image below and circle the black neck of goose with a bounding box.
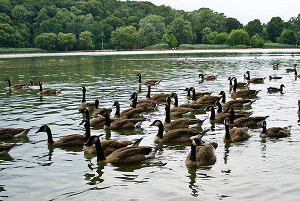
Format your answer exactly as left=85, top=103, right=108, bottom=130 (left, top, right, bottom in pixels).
left=230, top=109, right=235, bottom=123
left=84, top=121, right=91, bottom=141
left=189, top=144, right=197, bottom=162
left=232, top=79, right=237, bottom=92
left=216, top=102, right=222, bottom=113
left=156, top=123, right=164, bottom=139
left=295, top=70, right=298, bottom=76
left=165, top=105, right=171, bottom=123
left=46, top=127, right=54, bottom=143
left=298, top=101, right=300, bottom=112
left=210, top=107, right=215, bottom=120
left=221, top=92, right=226, bottom=103
left=7, top=79, right=11, bottom=87
left=95, top=100, right=99, bottom=109
left=146, top=85, right=151, bottom=98
left=115, top=104, right=120, bottom=117
left=166, top=97, right=171, bottom=106
left=229, top=78, right=232, bottom=85
left=96, top=139, right=106, bottom=161
left=138, top=74, right=142, bottom=83
left=85, top=110, right=90, bottom=120
left=245, top=72, right=250, bottom=80
left=225, top=124, right=231, bottom=140
left=39, top=83, right=43, bottom=91
left=186, top=89, right=191, bottom=97
left=131, top=97, right=137, bottom=108
left=262, top=124, right=267, bottom=134
left=174, top=94, right=178, bottom=107
left=82, top=88, right=86, bottom=103
left=103, top=112, right=111, bottom=127
left=192, top=89, right=196, bottom=101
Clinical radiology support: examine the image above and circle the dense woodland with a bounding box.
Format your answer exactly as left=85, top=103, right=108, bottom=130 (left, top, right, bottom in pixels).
left=1, top=0, right=300, bottom=51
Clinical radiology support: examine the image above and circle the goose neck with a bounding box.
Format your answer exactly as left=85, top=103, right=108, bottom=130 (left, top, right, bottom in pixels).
left=96, top=139, right=106, bottom=161
left=156, top=123, right=164, bottom=139
left=46, top=127, right=54, bottom=143
left=189, top=144, right=197, bottom=162
left=225, top=124, right=231, bottom=140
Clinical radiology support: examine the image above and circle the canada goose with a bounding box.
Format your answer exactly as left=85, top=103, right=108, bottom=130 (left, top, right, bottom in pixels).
left=81, top=120, right=142, bottom=154
left=78, top=87, right=95, bottom=113
left=130, top=92, right=156, bottom=111
left=185, top=87, right=211, bottom=100
left=294, top=69, right=300, bottom=78
left=269, top=75, right=282, bottom=80
left=231, top=78, right=260, bottom=98
left=92, top=99, right=111, bottom=118
left=166, top=96, right=195, bottom=116
left=218, top=104, right=253, bottom=119
left=185, top=135, right=218, bottom=168
left=94, top=136, right=160, bottom=165
left=146, top=84, right=170, bottom=102
left=286, top=64, right=297, bottom=73
left=199, top=74, right=217, bottom=81
left=259, top=121, right=291, bottom=138
left=36, top=125, right=87, bottom=147
left=273, top=63, right=279, bottom=70
left=196, top=95, right=221, bottom=105
left=231, top=115, right=269, bottom=128
left=244, top=71, right=265, bottom=83
left=170, top=92, right=205, bottom=110
left=113, top=101, right=145, bottom=119
left=5, top=78, right=27, bottom=89
left=0, top=144, right=17, bottom=154
left=98, top=110, right=145, bottom=130
left=150, top=120, right=208, bottom=143
left=29, top=81, right=39, bottom=86
left=223, top=117, right=250, bottom=143
left=137, top=73, right=160, bottom=85
left=38, top=82, right=60, bottom=96
left=0, top=128, right=30, bottom=139
left=164, top=104, right=205, bottom=128
left=228, top=77, right=248, bottom=88
left=267, top=84, right=285, bottom=93
left=206, top=106, right=232, bottom=124
left=219, top=91, right=255, bottom=108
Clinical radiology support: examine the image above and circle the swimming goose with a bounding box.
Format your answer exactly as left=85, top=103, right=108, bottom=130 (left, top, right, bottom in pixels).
left=286, top=64, right=297, bottom=73
left=228, top=77, right=248, bottom=88
left=269, top=75, right=282, bottom=80
left=98, top=110, right=145, bottom=130
left=78, top=87, right=95, bottom=113
left=259, top=120, right=291, bottom=138
left=36, top=125, right=87, bottom=147
left=146, top=84, right=170, bottom=102
left=199, top=74, right=217, bottom=81
left=196, top=95, right=221, bottom=105
left=185, top=135, right=218, bottom=168
left=0, top=144, right=17, bottom=154
left=273, top=63, right=279, bottom=70
left=29, top=81, right=39, bottom=86
left=267, top=84, right=285, bottom=93
left=137, top=73, right=160, bottom=85
left=223, top=117, right=250, bottom=143
left=219, top=91, right=255, bottom=108
left=206, top=106, right=232, bottom=124
left=150, top=120, right=208, bottom=143
left=130, top=92, right=156, bottom=111
left=185, top=87, right=211, bottom=100
left=94, top=136, right=160, bottom=165
left=231, top=115, right=269, bottom=128
left=38, top=82, right=61, bottom=95
left=5, top=78, right=27, bottom=89
left=166, top=96, right=196, bottom=116
left=170, top=92, right=205, bottom=110
left=244, top=71, right=265, bottom=83
left=231, top=78, right=260, bottom=98
left=113, top=101, right=145, bottom=119
left=294, top=69, right=300, bottom=79
left=164, top=104, right=205, bottom=128
left=0, top=128, right=30, bottom=139
left=92, top=99, right=111, bottom=118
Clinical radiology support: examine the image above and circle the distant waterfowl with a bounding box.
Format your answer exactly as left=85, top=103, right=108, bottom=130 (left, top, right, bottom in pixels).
left=185, top=135, right=218, bottom=168
left=166, top=96, right=195, bottom=116
left=298, top=100, right=300, bottom=115
left=78, top=87, right=94, bottom=113
left=0, top=128, right=30, bottom=139
left=231, top=78, right=260, bottom=98
left=244, top=71, right=265, bottom=84
left=36, top=125, right=86, bottom=147
left=267, top=84, right=285, bottom=93
left=223, top=117, right=250, bottom=143
left=228, top=77, right=248, bottom=88
left=0, top=144, right=17, bottom=154
left=29, top=81, right=39, bottom=86
left=92, top=99, right=111, bottom=118
left=269, top=75, right=282, bottom=80
left=94, top=135, right=160, bottom=165
left=286, top=64, right=297, bottom=73
left=273, top=63, right=279, bottom=70
left=113, top=101, right=145, bottom=119
left=294, top=69, right=300, bottom=79
left=199, top=74, right=217, bottom=81
left=259, top=121, right=291, bottom=138
left=5, top=78, right=27, bottom=89
left=38, top=82, right=60, bottom=96
left=164, top=104, right=205, bottom=128
left=137, top=73, right=160, bottom=85
left=150, top=120, right=208, bottom=143
left=146, top=84, right=170, bottom=102
left=219, top=91, right=255, bottom=108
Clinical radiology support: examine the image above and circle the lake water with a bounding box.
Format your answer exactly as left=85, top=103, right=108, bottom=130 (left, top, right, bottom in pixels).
left=1, top=49, right=300, bottom=200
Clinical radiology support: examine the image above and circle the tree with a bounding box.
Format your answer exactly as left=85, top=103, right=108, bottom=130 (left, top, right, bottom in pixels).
left=137, top=15, right=166, bottom=47
left=277, top=29, right=296, bottom=44
left=245, top=19, right=263, bottom=38
left=111, top=26, right=137, bottom=49
left=167, top=17, right=194, bottom=45
left=57, top=32, right=76, bottom=51
left=170, top=33, right=178, bottom=48
left=266, top=17, right=285, bottom=42
left=225, top=17, right=243, bottom=33
left=79, top=31, right=94, bottom=50
left=34, top=33, right=57, bottom=50
left=200, top=27, right=212, bottom=43
left=0, top=0, right=13, bottom=15
left=215, top=32, right=228, bottom=44
left=0, top=23, right=23, bottom=47
left=226, top=29, right=250, bottom=46
left=206, top=31, right=218, bottom=44
left=250, top=34, right=264, bottom=48
left=11, top=5, right=34, bottom=23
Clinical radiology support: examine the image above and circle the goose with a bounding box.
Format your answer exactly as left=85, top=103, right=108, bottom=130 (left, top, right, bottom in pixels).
left=170, top=92, right=205, bottom=110
left=81, top=120, right=142, bottom=154
left=199, top=74, right=217, bottom=81
left=196, top=94, right=221, bottom=105
left=231, top=115, right=269, bottom=128
left=269, top=75, right=282, bottom=80
left=166, top=96, right=195, bottom=116
left=93, top=135, right=160, bottom=165
left=286, top=64, right=297, bottom=73
left=113, top=101, right=145, bottom=119
left=223, top=117, right=250, bottom=143
left=36, top=125, right=87, bottom=147
left=267, top=84, right=285, bottom=93
left=92, top=99, right=111, bottom=118
left=185, top=135, right=218, bottom=168
left=98, top=110, right=145, bottom=130
left=130, top=92, right=156, bottom=111
left=228, top=77, right=248, bottom=88
left=29, top=81, right=39, bottom=86
left=220, top=105, right=253, bottom=119
left=185, top=87, right=211, bottom=100
left=5, top=78, right=27, bottom=89
left=294, top=69, right=300, bottom=78
left=0, top=144, right=17, bottom=154
left=78, top=87, right=95, bottom=113
left=298, top=100, right=300, bottom=115
left=0, top=128, right=30, bottom=139
left=38, top=82, right=60, bottom=96
left=137, top=73, right=160, bottom=85
left=259, top=121, right=291, bottom=138
left=219, top=91, right=255, bottom=108
left=231, top=78, right=260, bottom=98
left=206, top=106, right=233, bottom=124
left=244, top=71, right=265, bottom=83
left=150, top=120, right=208, bottom=143
left=164, top=104, right=205, bottom=128
left=146, top=84, right=170, bottom=102
left=273, top=63, right=279, bottom=70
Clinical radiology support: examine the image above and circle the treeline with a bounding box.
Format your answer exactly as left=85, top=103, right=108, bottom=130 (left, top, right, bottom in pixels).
left=0, top=0, right=300, bottom=51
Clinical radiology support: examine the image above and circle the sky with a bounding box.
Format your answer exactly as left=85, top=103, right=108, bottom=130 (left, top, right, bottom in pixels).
left=124, top=0, right=300, bottom=25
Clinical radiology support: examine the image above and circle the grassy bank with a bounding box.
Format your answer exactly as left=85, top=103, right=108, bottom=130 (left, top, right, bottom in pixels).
left=0, top=48, right=47, bottom=54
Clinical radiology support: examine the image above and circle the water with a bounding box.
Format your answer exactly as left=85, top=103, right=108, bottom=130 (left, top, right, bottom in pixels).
left=0, top=49, right=300, bottom=200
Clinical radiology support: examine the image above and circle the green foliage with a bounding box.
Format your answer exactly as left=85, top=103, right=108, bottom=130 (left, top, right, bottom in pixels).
left=167, top=17, right=194, bottom=45
left=206, top=31, right=218, bottom=44
left=245, top=19, right=263, bottom=37
left=250, top=34, right=264, bottom=48
left=144, top=43, right=170, bottom=50
left=226, top=18, right=243, bottom=33
left=57, top=32, right=76, bottom=51
left=0, top=0, right=12, bottom=15
left=179, top=44, right=231, bottom=50
left=170, top=33, right=178, bottom=48
left=267, top=17, right=285, bottom=42
left=111, top=25, right=137, bottom=49
left=215, top=32, right=229, bottom=44
left=34, top=33, right=57, bottom=50
left=0, top=47, right=45, bottom=53
left=79, top=31, right=94, bottom=50
left=0, top=23, right=23, bottom=47
left=201, top=27, right=212, bottom=43
left=264, top=43, right=297, bottom=48
left=226, top=29, right=250, bottom=46
left=277, top=29, right=296, bottom=44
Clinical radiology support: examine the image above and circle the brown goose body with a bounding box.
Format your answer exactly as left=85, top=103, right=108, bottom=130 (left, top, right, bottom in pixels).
left=196, top=95, right=221, bottom=105
left=206, top=106, right=231, bottom=124
left=92, top=99, right=111, bottom=118
left=244, top=71, right=265, bottom=84
left=0, top=128, right=30, bottom=139
left=231, top=78, right=260, bottom=98
left=219, top=91, right=255, bottom=108
left=78, top=87, right=94, bottom=113
left=137, top=73, right=160, bottom=85
left=267, top=84, right=285, bottom=93
left=166, top=97, right=195, bottom=116
left=269, top=75, right=282, bottom=80
left=231, top=115, right=269, bottom=128
left=0, top=144, right=17, bottom=153
left=113, top=101, right=145, bottom=119
left=171, top=92, right=205, bottom=110
left=5, top=78, right=27, bottom=89
left=130, top=92, right=156, bottom=111
left=184, top=87, right=211, bottom=100
left=199, top=74, right=217, bottom=81
left=146, top=84, right=170, bottom=102
left=228, top=77, right=248, bottom=88
left=38, top=82, right=60, bottom=95
left=286, top=64, right=297, bottom=73
left=223, top=118, right=249, bottom=143
left=259, top=121, right=291, bottom=138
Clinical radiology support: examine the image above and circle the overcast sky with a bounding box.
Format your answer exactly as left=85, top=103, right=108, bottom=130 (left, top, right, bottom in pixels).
left=124, top=0, right=300, bottom=25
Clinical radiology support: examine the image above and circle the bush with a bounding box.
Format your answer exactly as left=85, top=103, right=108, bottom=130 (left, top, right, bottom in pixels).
left=264, top=43, right=297, bottom=48
left=144, top=43, right=170, bottom=50
left=179, top=44, right=231, bottom=50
